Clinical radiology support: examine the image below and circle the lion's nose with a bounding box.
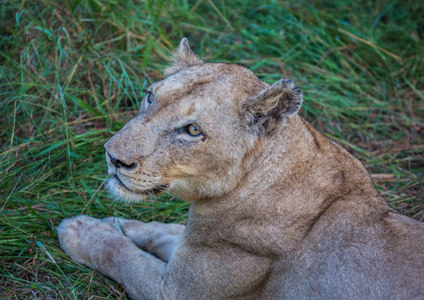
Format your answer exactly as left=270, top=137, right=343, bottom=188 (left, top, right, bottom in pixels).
left=107, top=152, right=137, bottom=171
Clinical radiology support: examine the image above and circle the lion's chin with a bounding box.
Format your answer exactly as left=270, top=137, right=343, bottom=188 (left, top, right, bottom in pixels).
left=107, top=178, right=147, bottom=204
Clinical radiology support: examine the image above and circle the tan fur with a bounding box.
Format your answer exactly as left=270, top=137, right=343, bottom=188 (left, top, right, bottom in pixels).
left=58, top=38, right=424, bottom=299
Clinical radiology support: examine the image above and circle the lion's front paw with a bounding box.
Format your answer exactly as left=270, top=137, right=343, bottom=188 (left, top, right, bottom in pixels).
left=102, top=216, right=129, bottom=234
left=57, top=215, right=121, bottom=267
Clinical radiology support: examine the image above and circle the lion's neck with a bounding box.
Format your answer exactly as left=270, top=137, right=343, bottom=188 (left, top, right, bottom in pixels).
left=229, top=114, right=375, bottom=204
left=241, top=115, right=308, bottom=198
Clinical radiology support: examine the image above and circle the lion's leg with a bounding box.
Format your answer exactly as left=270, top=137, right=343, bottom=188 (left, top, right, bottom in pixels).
left=57, top=215, right=167, bottom=299
left=102, top=217, right=185, bottom=262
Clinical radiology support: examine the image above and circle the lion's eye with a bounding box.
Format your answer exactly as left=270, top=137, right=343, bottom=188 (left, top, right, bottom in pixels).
left=146, top=92, right=154, bottom=105
left=186, top=124, right=202, bottom=137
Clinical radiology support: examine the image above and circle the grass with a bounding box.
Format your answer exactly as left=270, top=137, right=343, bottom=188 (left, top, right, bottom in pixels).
left=1, top=0, right=423, bottom=298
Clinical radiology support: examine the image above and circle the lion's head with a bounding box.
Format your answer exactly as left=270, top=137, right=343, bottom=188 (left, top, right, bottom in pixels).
left=104, top=38, right=303, bottom=202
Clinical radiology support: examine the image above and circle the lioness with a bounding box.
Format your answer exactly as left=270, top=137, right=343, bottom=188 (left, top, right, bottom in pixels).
left=58, top=38, right=424, bottom=299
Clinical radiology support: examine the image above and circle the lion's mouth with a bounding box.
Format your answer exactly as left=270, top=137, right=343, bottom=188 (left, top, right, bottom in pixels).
left=114, top=175, right=133, bottom=192
left=114, top=175, right=169, bottom=196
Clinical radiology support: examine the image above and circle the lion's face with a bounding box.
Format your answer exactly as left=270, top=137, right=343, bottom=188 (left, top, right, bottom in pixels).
left=104, top=39, right=302, bottom=203
left=105, top=63, right=266, bottom=202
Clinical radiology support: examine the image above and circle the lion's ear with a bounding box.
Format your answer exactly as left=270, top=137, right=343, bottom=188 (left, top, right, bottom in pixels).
left=241, top=79, right=303, bottom=134
left=164, top=38, right=203, bottom=76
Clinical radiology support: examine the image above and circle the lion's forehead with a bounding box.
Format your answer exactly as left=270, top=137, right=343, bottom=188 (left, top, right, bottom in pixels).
left=152, top=63, right=264, bottom=106
left=153, top=65, right=216, bottom=98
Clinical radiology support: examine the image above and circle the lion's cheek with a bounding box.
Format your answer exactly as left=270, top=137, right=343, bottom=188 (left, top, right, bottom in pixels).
left=163, top=165, right=201, bottom=178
